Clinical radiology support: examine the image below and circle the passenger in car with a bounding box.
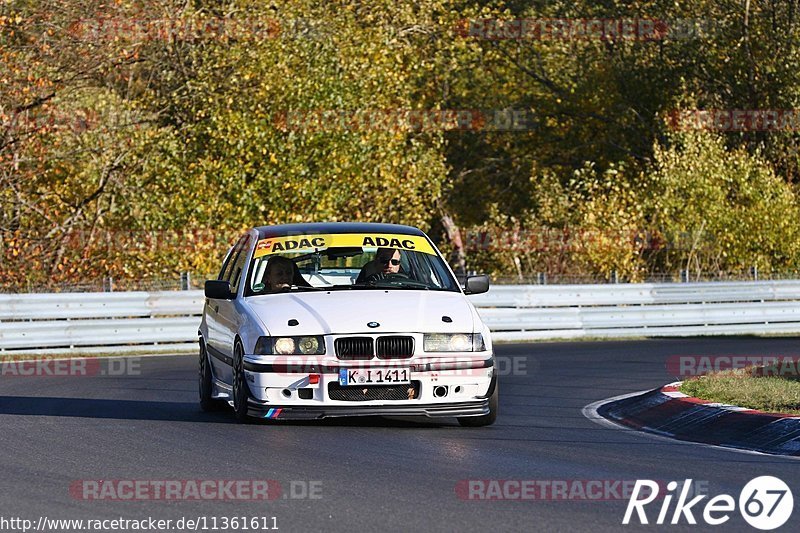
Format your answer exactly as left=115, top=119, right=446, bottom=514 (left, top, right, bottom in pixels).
left=265, top=256, right=311, bottom=291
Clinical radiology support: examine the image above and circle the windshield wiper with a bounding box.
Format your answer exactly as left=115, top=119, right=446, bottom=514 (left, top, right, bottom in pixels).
left=310, top=284, right=455, bottom=292
left=286, top=284, right=326, bottom=291
left=370, top=279, right=432, bottom=289
left=252, top=285, right=326, bottom=293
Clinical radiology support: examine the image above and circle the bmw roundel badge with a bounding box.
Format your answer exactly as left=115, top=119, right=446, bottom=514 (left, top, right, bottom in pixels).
left=367, top=321, right=380, bottom=328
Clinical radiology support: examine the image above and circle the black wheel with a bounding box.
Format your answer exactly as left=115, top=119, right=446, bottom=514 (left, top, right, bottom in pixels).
left=231, top=342, right=252, bottom=423
left=198, top=341, right=219, bottom=412
left=458, top=380, right=498, bottom=427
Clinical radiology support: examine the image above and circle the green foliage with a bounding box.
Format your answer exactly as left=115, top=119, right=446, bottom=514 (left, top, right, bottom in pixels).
left=134, top=0, right=457, bottom=229
left=2, top=0, right=800, bottom=288
left=647, top=132, right=800, bottom=276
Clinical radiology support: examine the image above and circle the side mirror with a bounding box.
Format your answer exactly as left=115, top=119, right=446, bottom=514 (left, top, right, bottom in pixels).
left=464, top=274, right=490, bottom=295
left=205, top=280, right=234, bottom=300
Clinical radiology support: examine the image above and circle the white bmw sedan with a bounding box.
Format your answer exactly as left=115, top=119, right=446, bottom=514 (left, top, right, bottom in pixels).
left=199, top=222, right=496, bottom=425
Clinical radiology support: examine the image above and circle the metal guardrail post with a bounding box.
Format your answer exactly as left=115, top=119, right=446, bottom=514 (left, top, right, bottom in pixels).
left=180, top=272, right=191, bottom=290
left=680, top=269, right=689, bottom=283
left=103, top=277, right=114, bottom=292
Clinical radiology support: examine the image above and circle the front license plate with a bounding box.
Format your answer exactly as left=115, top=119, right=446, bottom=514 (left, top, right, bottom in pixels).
left=338, top=368, right=411, bottom=386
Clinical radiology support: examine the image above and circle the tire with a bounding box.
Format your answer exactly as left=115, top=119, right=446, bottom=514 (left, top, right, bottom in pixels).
left=458, top=380, right=498, bottom=427
left=231, top=342, right=252, bottom=423
left=198, top=341, right=219, bottom=412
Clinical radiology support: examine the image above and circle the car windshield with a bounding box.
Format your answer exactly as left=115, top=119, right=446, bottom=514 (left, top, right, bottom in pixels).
left=246, top=232, right=460, bottom=295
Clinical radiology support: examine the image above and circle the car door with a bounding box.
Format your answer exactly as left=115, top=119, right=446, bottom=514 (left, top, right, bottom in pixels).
left=206, top=234, right=250, bottom=382
left=214, top=233, right=252, bottom=383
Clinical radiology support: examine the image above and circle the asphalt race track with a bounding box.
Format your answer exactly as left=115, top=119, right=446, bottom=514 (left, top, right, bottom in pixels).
left=1, top=338, right=799, bottom=532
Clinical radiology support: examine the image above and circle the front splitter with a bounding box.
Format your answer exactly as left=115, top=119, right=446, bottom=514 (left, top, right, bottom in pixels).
left=247, top=399, right=490, bottom=420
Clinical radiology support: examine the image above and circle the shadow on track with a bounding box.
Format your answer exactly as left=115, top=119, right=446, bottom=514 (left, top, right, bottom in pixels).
left=0, top=396, right=452, bottom=427
left=0, top=396, right=233, bottom=423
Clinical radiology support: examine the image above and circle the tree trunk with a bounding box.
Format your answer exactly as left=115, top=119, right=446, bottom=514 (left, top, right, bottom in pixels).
left=440, top=213, right=466, bottom=277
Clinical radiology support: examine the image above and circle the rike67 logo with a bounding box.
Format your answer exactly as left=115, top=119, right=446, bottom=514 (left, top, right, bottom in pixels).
left=623, top=477, right=793, bottom=530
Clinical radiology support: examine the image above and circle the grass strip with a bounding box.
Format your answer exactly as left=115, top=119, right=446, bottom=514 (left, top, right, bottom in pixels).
left=680, top=367, right=800, bottom=415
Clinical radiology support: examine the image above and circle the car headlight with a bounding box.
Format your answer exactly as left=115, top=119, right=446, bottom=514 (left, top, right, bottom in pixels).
left=298, top=336, right=320, bottom=354
left=423, top=333, right=485, bottom=352
left=254, top=336, right=273, bottom=355
left=253, top=336, right=325, bottom=355
left=274, top=337, right=296, bottom=355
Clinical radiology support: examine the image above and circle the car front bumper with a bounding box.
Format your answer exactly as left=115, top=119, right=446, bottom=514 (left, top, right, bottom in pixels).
left=240, top=354, right=495, bottom=420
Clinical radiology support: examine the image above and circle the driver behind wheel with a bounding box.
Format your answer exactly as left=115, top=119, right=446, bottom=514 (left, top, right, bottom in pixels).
left=356, top=247, right=403, bottom=283
left=376, top=247, right=402, bottom=275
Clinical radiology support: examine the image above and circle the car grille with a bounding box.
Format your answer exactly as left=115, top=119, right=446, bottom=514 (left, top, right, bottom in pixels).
left=376, top=336, right=414, bottom=359
left=335, top=337, right=374, bottom=360
left=328, top=381, right=421, bottom=402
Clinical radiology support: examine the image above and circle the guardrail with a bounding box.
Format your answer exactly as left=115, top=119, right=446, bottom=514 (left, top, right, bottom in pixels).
left=2, top=280, right=800, bottom=354
left=470, top=281, right=800, bottom=341
left=0, top=291, right=205, bottom=355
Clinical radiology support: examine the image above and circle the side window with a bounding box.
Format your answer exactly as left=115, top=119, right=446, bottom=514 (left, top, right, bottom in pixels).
left=218, top=246, right=235, bottom=281
left=219, top=235, right=249, bottom=283
left=229, top=235, right=252, bottom=293
left=249, top=257, right=269, bottom=293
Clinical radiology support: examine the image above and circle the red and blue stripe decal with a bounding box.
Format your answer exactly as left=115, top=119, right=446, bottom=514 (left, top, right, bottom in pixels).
left=265, top=408, right=282, bottom=419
